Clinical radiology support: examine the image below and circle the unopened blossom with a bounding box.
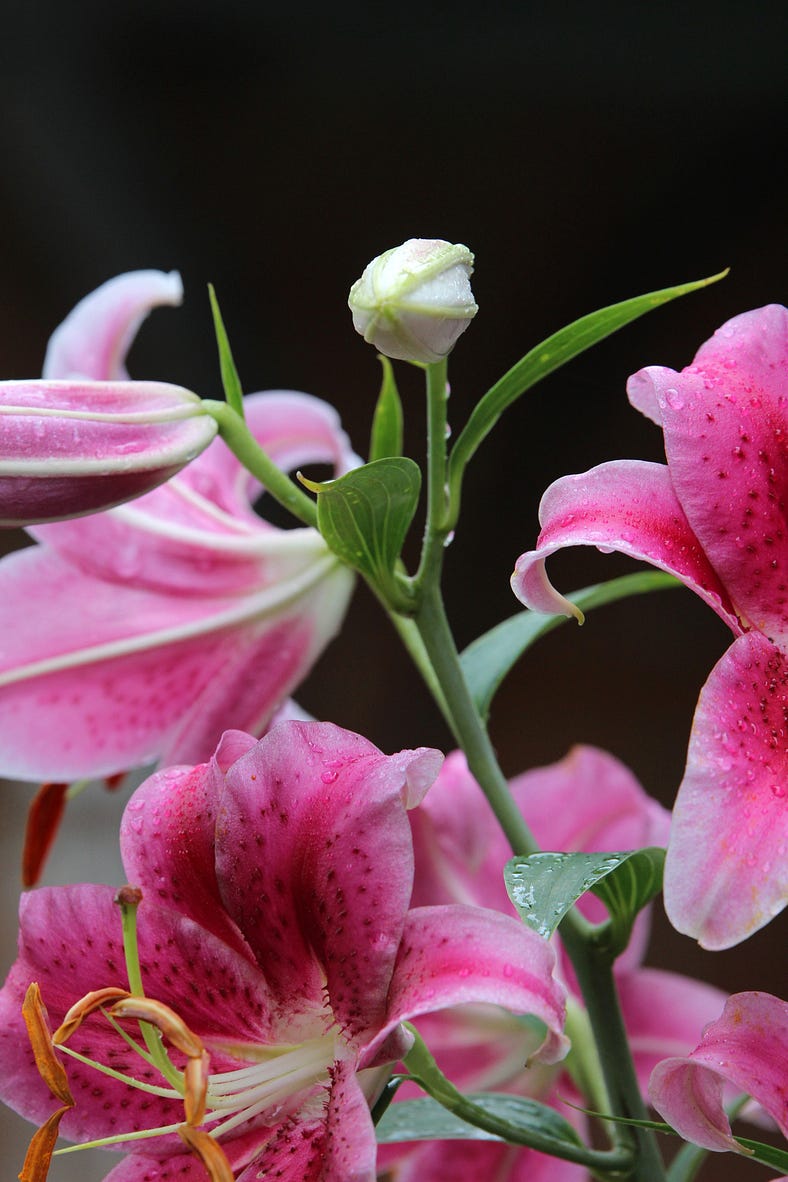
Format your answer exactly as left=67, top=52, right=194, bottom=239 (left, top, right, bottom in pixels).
left=511, top=305, right=788, bottom=949
left=348, top=238, right=478, bottom=363
left=0, top=378, right=217, bottom=526
left=0, top=271, right=357, bottom=782
left=649, top=991, right=788, bottom=1154
left=0, top=721, right=568, bottom=1181
left=379, top=746, right=728, bottom=1182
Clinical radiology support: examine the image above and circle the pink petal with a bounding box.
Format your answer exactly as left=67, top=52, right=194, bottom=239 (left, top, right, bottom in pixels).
left=43, top=270, right=183, bottom=381
left=0, top=545, right=353, bottom=780
left=216, top=722, right=443, bottom=1036
left=511, top=460, right=739, bottom=630
left=630, top=306, right=788, bottom=645
left=649, top=991, right=788, bottom=1150
left=377, top=905, right=568, bottom=1066
left=120, top=756, right=253, bottom=961
left=664, top=631, right=788, bottom=949
left=617, top=968, right=728, bottom=1093
left=236, top=1058, right=377, bottom=1182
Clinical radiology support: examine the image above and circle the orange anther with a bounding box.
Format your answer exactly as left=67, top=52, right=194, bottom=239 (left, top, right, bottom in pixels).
left=21, top=984, right=74, bottom=1106
left=178, top=1125, right=235, bottom=1181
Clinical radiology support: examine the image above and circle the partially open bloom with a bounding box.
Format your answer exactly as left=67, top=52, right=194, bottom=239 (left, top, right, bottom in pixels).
left=0, top=378, right=217, bottom=526
left=0, top=272, right=357, bottom=782
left=649, top=991, right=788, bottom=1154
left=511, top=305, right=788, bottom=949
left=0, top=721, right=568, bottom=1180
left=379, top=746, right=728, bottom=1181
left=348, top=238, right=478, bottom=363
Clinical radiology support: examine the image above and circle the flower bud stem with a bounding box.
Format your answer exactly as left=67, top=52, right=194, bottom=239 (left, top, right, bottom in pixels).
left=202, top=400, right=318, bottom=528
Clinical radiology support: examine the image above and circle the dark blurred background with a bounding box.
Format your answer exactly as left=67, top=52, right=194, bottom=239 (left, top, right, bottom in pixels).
left=1, top=1, right=785, bottom=1177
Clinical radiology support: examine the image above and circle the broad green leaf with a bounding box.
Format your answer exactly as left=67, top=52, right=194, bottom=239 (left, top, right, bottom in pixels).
left=448, top=270, right=728, bottom=495
left=369, top=355, right=404, bottom=461
left=208, top=284, right=245, bottom=419
left=733, top=1137, right=788, bottom=1173
left=461, top=571, right=679, bottom=719
left=590, top=847, right=665, bottom=956
left=376, top=1094, right=583, bottom=1149
left=505, top=848, right=664, bottom=949
left=301, top=457, right=421, bottom=604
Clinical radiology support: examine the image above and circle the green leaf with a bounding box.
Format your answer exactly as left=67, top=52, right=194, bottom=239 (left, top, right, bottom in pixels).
left=375, top=1094, right=583, bottom=1148
left=447, top=270, right=728, bottom=515
left=369, top=355, right=404, bottom=461
left=300, top=457, right=421, bottom=606
left=461, top=571, right=680, bottom=720
left=505, top=848, right=665, bottom=950
left=590, top=847, right=665, bottom=956
left=734, top=1137, right=788, bottom=1173
left=208, top=284, right=245, bottom=419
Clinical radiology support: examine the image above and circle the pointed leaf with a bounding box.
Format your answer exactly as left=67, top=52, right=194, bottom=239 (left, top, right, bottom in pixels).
left=301, top=457, right=421, bottom=604
left=369, top=355, right=404, bottom=461
left=505, top=847, right=664, bottom=950
left=448, top=270, right=729, bottom=491
left=208, top=284, right=245, bottom=419
left=461, top=571, right=679, bottom=719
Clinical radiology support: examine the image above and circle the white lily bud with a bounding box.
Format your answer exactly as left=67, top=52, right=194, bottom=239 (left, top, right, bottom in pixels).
left=348, top=238, right=478, bottom=364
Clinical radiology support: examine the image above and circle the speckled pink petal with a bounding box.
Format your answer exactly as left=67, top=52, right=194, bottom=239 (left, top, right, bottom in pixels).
left=511, top=460, right=739, bottom=630
left=236, top=1058, right=377, bottom=1182
left=649, top=991, right=788, bottom=1150
left=120, top=758, right=253, bottom=961
left=216, top=722, right=442, bottom=1037
left=43, top=270, right=183, bottom=381
left=377, top=905, right=568, bottom=1066
left=617, top=968, right=728, bottom=1093
left=0, top=885, right=278, bottom=1150
left=103, top=1127, right=271, bottom=1181
left=629, top=306, right=788, bottom=644
left=0, top=545, right=353, bottom=781
left=664, top=631, right=788, bottom=949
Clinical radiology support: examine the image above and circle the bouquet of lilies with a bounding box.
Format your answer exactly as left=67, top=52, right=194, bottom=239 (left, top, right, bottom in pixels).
left=0, top=241, right=785, bottom=1182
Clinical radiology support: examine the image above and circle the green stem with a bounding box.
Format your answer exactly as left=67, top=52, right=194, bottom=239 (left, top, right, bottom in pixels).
left=409, top=587, right=666, bottom=1180
left=414, top=586, right=539, bottom=858
left=202, top=399, right=318, bottom=527
left=559, top=924, right=667, bottom=1179
left=413, top=359, right=451, bottom=595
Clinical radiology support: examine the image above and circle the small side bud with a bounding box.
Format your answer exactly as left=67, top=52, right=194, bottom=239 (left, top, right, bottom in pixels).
left=348, top=238, right=478, bottom=364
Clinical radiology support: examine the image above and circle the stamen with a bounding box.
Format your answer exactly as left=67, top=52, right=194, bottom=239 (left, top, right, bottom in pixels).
left=22, top=983, right=74, bottom=1106
left=19, top=1106, right=72, bottom=1182
left=53, top=987, right=132, bottom=1043
left=178, top=1126, right=234, bottom=1182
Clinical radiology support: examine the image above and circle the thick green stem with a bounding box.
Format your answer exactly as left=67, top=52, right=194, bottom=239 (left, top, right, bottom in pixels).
left=202, top=399, right=318, bottom=527
left=410, top=587, right=666, bottom=1180
left=560, top=924, right=667, bottom=1180
left=414, top=587, right=540, bottom=858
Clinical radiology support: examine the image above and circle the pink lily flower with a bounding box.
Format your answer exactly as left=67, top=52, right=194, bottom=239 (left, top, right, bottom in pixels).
left=0, top=272, right=357, bottom=782
left=0, top=720, right=569, bottom=1180
left=511, top=305, right=788, bottom=949
left=380, top=746, right=729, bottom=1181
left=649, top=991, right=788, bottom=1155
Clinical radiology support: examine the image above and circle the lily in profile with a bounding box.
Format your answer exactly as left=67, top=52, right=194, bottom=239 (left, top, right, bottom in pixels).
left=0, top=721, right=568, bottom=1181
left=511, top=305, right=788, bottom=949
left=0, top=272, right=357, bottom=784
